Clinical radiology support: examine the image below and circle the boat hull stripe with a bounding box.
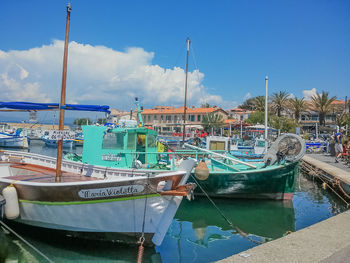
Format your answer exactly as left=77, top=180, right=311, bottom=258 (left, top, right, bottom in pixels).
left=19, top=193, right=160, bottom=205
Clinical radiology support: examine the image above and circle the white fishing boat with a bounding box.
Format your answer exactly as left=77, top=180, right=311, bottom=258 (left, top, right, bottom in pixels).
left=0, top=130, right=28, bottom=149
left=0, top=150, right=195, bottom=245
left=41, top=132, right=74, bottom=148
left=0, top=4, right=196, bottom=247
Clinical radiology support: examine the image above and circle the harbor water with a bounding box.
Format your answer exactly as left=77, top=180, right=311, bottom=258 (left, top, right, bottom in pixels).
left=0, top=141, right=348, bottom=262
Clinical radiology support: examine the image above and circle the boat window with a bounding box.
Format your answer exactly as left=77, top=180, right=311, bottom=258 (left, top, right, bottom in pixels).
left=210, top=141, right=225, bottom=151
left=256, top=140, right=265, bottom=147
left=147, top=134, right=157, bottom=148
left=137, top=134, right=146, bottom=147
left=102, top=133, right=124, bottom=149
left=127, top=133, right=136, bottom=149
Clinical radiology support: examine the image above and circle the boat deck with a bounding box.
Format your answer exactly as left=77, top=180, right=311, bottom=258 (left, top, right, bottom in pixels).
left=3, top=162, right=100, bottom=183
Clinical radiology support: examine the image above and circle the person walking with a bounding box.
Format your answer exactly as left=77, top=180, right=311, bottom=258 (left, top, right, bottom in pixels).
left=334, top=128, right=344, bottom=163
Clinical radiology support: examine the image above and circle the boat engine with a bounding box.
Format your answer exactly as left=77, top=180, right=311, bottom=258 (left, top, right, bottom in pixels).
left=264, top=133, right=306, bottom=166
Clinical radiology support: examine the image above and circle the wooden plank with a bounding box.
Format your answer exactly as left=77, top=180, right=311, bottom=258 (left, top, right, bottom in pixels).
left=7, top=163, right=100, bottom=183
left=302, top=155, right=350, bottom=185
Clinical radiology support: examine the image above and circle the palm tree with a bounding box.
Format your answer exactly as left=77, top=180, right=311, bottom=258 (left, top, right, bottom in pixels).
left=271, top=91, right=290, bottom=117
left=311, top=91, right=336, bottom=126
left=239, top=97, right=255, bottom=110
left=253, top=96, right=265, bottom=112
left=288, top=97, right=305, bottom=122
left=201, top=113, right=224, bottom=132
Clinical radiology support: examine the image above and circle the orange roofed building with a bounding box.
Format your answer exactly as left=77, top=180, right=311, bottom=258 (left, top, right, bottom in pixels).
left=141, top=106, right=228, bottom=135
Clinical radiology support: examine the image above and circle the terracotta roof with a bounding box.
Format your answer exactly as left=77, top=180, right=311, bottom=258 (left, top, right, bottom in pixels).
left=229, top=108, right=254, bottom=114
left=224, top=119, right=237, bottom=124
left=141, top=106, right=227, bottom=115
left=331, top=99, right=345, bottom=105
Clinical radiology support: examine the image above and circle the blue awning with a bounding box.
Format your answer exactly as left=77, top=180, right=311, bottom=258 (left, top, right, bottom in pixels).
left=0, top=102, right=110, bottom=114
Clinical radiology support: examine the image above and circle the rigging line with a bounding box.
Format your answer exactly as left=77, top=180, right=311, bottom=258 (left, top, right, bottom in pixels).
left=190, top=44, right=213, bottom=121
left=0, top=220, right=54, bottom=263
left=190, top=174, right=261, bottom=244
left=190, top=44, right=199, bottom=71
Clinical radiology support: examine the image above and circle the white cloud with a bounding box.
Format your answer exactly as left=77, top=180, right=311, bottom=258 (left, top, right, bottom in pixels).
left=303, top=88, right=317, bottom=99
left=0, top=40, right=230, bottom=110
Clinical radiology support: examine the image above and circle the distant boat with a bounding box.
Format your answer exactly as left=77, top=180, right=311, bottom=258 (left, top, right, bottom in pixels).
left=73, top=132, right=84, bottom=146
left=0, top=129, right=28, bottom=148
left=41, top=132, right=74, bottom=148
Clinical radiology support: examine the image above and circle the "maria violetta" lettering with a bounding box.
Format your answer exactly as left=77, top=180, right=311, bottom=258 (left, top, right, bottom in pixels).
left=78, top=185, right=144, bottom=199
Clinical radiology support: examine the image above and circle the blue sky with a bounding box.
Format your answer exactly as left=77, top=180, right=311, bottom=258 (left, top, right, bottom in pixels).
left=0, top=0, right=349, bottom=119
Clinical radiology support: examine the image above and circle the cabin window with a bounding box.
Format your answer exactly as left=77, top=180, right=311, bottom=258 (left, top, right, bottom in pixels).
left=102, top=133, right=124, bottom=149
left=147, top=134, right=157, bottom=148
left=127, top=133, right=136, bottom=149
left=256, top=140, right=265, bottom=147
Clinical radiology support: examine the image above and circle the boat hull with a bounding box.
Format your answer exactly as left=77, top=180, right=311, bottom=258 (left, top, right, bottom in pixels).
left=0, top=136, right=28, bottom=148
left=191, top=161, right=299, bottom=200
left=0, top=155, right=195, bottom=246
left=12, top=194, right=181, bottom=245
left=43, top=139, right=74, bottom=148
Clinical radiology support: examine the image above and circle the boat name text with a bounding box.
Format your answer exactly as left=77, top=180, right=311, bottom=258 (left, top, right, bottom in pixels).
left=78, top=185, right=144, bottom=199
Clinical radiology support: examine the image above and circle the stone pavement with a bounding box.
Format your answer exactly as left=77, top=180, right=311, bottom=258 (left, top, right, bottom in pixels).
left=307, top=153, right=350, bottom=172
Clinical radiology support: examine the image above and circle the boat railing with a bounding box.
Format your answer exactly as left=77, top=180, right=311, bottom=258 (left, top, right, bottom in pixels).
left=123, top=148, right=257, bottom=170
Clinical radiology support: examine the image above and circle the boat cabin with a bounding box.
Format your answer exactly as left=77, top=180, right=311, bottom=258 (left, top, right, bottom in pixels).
left=82, top=125, right=159, bottom=169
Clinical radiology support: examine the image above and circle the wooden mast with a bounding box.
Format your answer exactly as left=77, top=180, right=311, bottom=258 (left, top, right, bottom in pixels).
left=182, top=37, right=190, bottom=145
left=56, top=3, right=71, bottom=182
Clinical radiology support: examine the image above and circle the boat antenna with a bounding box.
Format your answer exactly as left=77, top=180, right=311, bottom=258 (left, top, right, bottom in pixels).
left=56, top=3, right=72, bottom=182
left=135, top=97, right=144, bottom=127
left=182, top=37, right=190, bottom=145
left=264, top=76, right=268, bottom=153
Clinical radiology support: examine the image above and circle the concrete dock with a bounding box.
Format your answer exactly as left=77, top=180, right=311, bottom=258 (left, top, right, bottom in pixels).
left=219, top=209, right=350, bottom=263
left=219, top=154, right=350, bottom=263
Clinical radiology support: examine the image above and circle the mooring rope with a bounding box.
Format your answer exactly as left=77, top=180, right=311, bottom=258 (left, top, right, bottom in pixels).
left=301, top=161, right=350, bottom=208
left=190, top=174, right=262, bottom=244
left=0, top=220, right=54, bottom=263
left=137, top=173, right=150, bottom=263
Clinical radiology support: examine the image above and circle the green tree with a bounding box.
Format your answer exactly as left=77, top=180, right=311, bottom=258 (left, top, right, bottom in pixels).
left=201, top=113, right=224, bottom=132
left=239, top=97, right=256, bottom=110
left=253, top=96, right=265, bottom=112
left=246, top=111, right=265, bottom=125
left=288, top=97, right=305, bottom=122
left=270, top=116, right=298, bottom=133
left=271, top=91, right=290, bottom=117
left=97, top=118, right=106, bottom=125
left=200, top=103, right=211, bottom=108
left=311, top=91, right=336, bottom=126
left=73, top=118, right=91, bottom=126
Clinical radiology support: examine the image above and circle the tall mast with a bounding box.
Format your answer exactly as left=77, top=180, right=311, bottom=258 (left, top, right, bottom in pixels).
left=182, top=37, right=190, bottom=144
left=264, top=76, right=268, bottom=153
left=56, top=3, right=71, bottom=182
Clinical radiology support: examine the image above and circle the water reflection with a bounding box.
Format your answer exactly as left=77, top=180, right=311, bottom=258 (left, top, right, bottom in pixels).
left=156, top=198, right=295, bottom=262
